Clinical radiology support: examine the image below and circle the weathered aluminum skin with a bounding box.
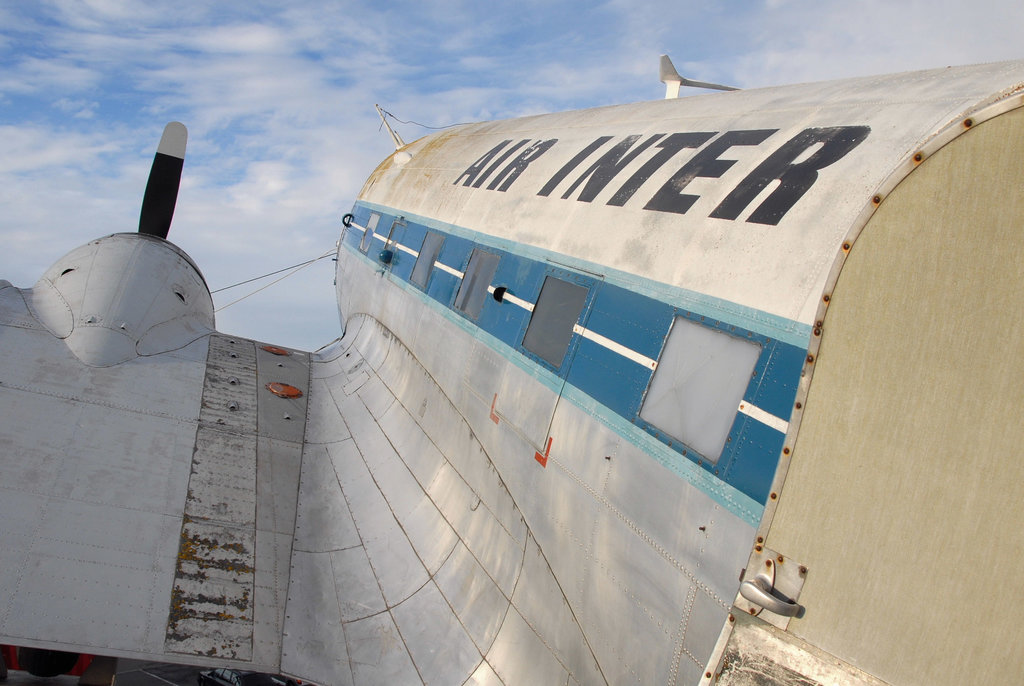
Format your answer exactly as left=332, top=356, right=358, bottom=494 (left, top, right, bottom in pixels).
left=359, top=61, right=1024, bottom=327
left=0, top=235, right=306, bottom=673
left=4, top=61, right=1024, bottom=686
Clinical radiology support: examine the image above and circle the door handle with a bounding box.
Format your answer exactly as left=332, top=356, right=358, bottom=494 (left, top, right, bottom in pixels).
left=739, top=573, right=803, bottom=617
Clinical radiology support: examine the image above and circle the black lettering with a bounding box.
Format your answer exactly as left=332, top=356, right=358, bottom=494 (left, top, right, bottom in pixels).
left=643, top=130, right=778, bottom=213
left=711, top=126, right=871, bottom=225
left=453, top=140, right=513, bottom=187
left=472, top=140, right=529, bottom=188
left=608, top=132, right=716, bottom=206
left=642, top=130, right=774, bottom=214
left=561, top=134, right=664, bottom=202
left=487, top=139, right=557, bottom=191
left=537, top=137, right=613, bottom=197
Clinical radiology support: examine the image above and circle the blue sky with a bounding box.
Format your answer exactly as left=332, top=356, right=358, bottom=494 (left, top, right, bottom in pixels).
left=2, top=0, right=1022, bottom=350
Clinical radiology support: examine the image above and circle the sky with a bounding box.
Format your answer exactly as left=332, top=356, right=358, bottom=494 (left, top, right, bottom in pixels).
left=2, top=0, right=1022, bottom=351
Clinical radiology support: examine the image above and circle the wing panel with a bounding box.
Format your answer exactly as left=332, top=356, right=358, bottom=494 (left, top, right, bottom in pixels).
left=0, top=287, right=303, bottom=674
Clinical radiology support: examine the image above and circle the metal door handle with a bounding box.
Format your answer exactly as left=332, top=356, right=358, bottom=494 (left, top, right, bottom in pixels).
left=739, top=573, right=802, bottom=617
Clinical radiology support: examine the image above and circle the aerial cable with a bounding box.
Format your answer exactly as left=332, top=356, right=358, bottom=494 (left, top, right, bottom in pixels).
left=213, top=247, right=336, bottom=312
left=377, top=107, right=473, bottom=131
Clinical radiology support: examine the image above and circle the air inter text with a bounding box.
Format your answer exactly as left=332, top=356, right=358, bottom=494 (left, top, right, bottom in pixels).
left=452, top=127, right=870, bottom=226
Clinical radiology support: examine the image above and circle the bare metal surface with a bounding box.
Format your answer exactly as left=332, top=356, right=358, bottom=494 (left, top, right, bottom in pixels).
left=165, top=336, right=260, bottom=659
left=715, top=614, right=885, bottom=686
left=280, top=318, right=604, bottom=685
left=0, top=248, right=302, bottom=673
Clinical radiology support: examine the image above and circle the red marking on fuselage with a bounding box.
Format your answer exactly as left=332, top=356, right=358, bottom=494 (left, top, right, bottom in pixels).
left=535, top=436, right=553, bottom=467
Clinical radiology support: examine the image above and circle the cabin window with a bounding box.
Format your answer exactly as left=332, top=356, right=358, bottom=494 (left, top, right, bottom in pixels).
left=360, top=212, right=380, bottom=253
left=639, top=316, right=761, bottom=462
left=522, top=276, right=588, bottom=368
left=453, top=249, right=499, bottom=319
left=411, top=232, right=444, bottom=288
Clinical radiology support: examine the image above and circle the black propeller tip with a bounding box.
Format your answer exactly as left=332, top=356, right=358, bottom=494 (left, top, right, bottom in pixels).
left=139, top=122, right=187, bottom=239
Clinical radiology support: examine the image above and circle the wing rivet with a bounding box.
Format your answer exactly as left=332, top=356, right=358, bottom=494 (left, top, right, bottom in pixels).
left=266, top=382, right=303, bottom=399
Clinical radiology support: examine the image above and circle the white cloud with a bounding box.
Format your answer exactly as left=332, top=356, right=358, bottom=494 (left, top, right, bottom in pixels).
left=1, top=0, right=1023, bottom=349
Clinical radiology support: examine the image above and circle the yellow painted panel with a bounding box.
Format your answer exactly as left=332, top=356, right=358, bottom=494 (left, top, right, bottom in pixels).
left=767, top=107, right=1024, bottom=685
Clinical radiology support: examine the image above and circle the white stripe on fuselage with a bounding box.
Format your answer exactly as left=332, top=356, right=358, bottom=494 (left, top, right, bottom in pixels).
left=350, top=222, right=790, bottom=436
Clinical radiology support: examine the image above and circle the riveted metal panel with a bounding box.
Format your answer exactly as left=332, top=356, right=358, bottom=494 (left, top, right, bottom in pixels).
left=280, top=550, right=351, bottom=685
left=377, top=400, right=448, bottom=489
left=400, top=494, right=460, bottom=575
left=251, top=530, right=293, bottom=667
left=392, top=581, right=481, bottom=685
left=255, top=343, right=309, bottom=443
left=330, top=547, right=387, bottom=622
left=303, top=376, right=353, bottom=444
left=327, top=437, right=429, bottom=607
left=487, top=607, right=568, bottom=686
left=464, top=660, right=504, bottom=686
left=292, top=443, right=360, bottom=553
left=510, top=535, right=605, bottom=686
left=255, top=436, right=302, bottom=536
left=434, top=542, right=509, bottom=653
left=344, top=612, right=420, bottom=685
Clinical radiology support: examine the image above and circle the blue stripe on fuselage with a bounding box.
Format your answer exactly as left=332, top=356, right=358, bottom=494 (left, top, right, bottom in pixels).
left=341, top=200, right=810, bottom=524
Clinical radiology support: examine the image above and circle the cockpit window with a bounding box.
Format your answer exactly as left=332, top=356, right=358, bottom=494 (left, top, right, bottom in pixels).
left=360, top=212, right=380, bottom=253
left=639, top=316, right=761, bottom=462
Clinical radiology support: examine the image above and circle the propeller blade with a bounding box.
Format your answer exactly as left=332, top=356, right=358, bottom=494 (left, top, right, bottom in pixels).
left=138, top=122, right=187, bottom=239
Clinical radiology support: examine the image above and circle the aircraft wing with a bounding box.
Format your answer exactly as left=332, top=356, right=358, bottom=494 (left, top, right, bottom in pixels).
left=0, top=277, right=606, bottom=685
left=0, top=123, right=606, bottom=686
left=0, top=276, right=307, bottom=671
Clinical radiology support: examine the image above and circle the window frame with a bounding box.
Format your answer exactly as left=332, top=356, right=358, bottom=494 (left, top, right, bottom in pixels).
left=519, top=271, right=593, bottom=372
left=411, top=231, right=444, bottom=289
left=359, top=212, right=380, bottom=253
left=452, top=248, right=500, bottom=320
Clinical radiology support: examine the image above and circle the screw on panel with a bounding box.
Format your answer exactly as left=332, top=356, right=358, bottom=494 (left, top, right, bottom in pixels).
left=872, top=195, right=882, bottom=206
left=963, top=118, right=974, bottom=128
left=913, top=152, right=924, bottom=164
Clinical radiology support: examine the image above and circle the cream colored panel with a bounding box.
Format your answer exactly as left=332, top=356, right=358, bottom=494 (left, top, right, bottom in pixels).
left=767, top=107, right=1024, bottom=684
